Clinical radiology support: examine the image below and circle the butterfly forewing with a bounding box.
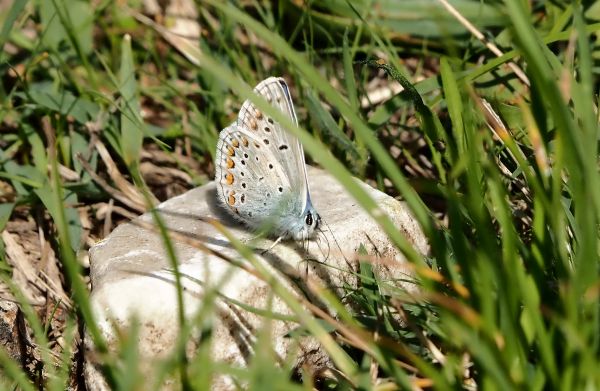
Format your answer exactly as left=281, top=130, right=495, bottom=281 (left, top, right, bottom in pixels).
left=238, top=77, right=310, bottom=211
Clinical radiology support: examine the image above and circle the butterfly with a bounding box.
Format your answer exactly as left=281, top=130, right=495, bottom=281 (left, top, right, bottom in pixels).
left=215, top=77, right=321, bottom=242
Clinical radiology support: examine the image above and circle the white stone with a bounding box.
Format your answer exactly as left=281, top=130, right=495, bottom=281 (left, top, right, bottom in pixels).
left=84, top=166, right=428, bottom=390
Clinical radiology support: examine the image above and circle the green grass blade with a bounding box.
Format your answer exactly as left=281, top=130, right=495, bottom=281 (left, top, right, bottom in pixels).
left=118, top=34, right=144, bottom=171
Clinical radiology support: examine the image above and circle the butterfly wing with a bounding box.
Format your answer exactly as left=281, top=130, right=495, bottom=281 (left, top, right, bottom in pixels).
left=237, top=77, right=311, bottom=213
left=215, top=123, right=297, bottom=229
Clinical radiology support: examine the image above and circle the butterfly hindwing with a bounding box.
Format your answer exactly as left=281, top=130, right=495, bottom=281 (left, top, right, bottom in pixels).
left=215, top=124, right=296, bottom=227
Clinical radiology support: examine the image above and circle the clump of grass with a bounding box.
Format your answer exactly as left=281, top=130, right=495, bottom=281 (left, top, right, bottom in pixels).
left=1, top=0, right=600, bottom=390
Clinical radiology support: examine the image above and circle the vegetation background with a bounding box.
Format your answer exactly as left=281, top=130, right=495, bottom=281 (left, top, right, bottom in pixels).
left=1, top=0, right=600, bottom=389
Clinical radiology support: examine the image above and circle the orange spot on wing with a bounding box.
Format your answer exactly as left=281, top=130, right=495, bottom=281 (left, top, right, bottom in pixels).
left=227, top=146, right=235, bottom=156
left=228, top=192, right=236, bottom=205
left=255, top=110, right=263, bottom=120
left=225, top=173, right=234, bottom=185
left=226, top=158, right=234, bottom=169
left=250, top=119, right=258, bottom=130
left=242, top=137, right=249, bottom=147
left=232, top=139, right=239, bottom=148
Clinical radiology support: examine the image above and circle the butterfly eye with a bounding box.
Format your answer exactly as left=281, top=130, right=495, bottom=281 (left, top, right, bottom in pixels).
left=305, top=212, right=313, bottom=226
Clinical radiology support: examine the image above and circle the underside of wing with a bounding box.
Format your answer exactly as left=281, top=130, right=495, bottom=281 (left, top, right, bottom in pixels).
left=215, top=124, right=298, bottom=227
left=237, top=77, right=311, bottom=212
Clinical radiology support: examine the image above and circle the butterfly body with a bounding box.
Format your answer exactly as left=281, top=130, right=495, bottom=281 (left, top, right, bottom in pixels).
left=215, top=77, right=320, bottom=241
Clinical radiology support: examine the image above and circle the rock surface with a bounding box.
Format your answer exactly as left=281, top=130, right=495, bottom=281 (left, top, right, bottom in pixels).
left=84, top=166, right=428, bottom=390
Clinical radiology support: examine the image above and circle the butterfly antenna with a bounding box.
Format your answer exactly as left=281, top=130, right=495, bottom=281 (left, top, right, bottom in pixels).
left=305, top=234, right=310, bottom=254
left=315, top=226, right=330, bottom=263
left=302, top=230, right=307, bottom=251
left=303, top=232, right=311, bottom=277
left=321, top=218, right=353, bottom=271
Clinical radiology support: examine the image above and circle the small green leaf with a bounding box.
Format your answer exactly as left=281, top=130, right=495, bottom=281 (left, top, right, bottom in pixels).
left=39, top=0, right=93, bottom=55
left=118, top=34, right=144, bottom=169
left=440, top=57, right=464, bottom=157
left=71, top=129, right=98, bottom=178
left=0, top=203, right=15, bottom=232
left=24, top=124, right=48, bottom=174
left=0, top=0, right=28, bottom=64
left=34, top=187, right=82, bottom=252
left=342, top=30, right=358, bottom=111
left=1, top=161, right=46, bottom=195
left=23, top=82, right=99, bottom=124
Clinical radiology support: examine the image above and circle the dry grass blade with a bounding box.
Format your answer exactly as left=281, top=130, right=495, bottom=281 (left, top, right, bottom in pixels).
left=140, top=162, right=193, bottom=184
left=361, top=81, right=404, bottom=108
left=476, top=96, right=532, bottom=199
left=391, top=300, right=446, bottom=365
left=132, top=5, right=203, bottom=66
left=436, top=0, right=530, bottom=86
left=76, top=153, right=146, bottom=214
left=52, top=163, right=80, bottom=182
left=94, top=141, right=157, bottom=208
left=37, top=223, right=72, bottom=309
left=517, top=100, right=550, bottom=177
left=102, top=199, right=115, bottom=238
left=2, top=231, right=45, bottom=306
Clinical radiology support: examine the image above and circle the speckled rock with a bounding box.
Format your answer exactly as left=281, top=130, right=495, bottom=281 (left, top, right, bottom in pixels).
left=84, top=166, right=428, bottom=390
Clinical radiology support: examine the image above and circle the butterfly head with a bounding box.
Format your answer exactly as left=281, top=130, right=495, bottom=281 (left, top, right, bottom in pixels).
left=288, top=206, right=321, bottom=241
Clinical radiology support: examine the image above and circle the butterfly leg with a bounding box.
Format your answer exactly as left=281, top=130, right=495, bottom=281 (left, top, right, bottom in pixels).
left=241, top=232, right=267, bottom=245
left=260, top=235, right=283, bottom=255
